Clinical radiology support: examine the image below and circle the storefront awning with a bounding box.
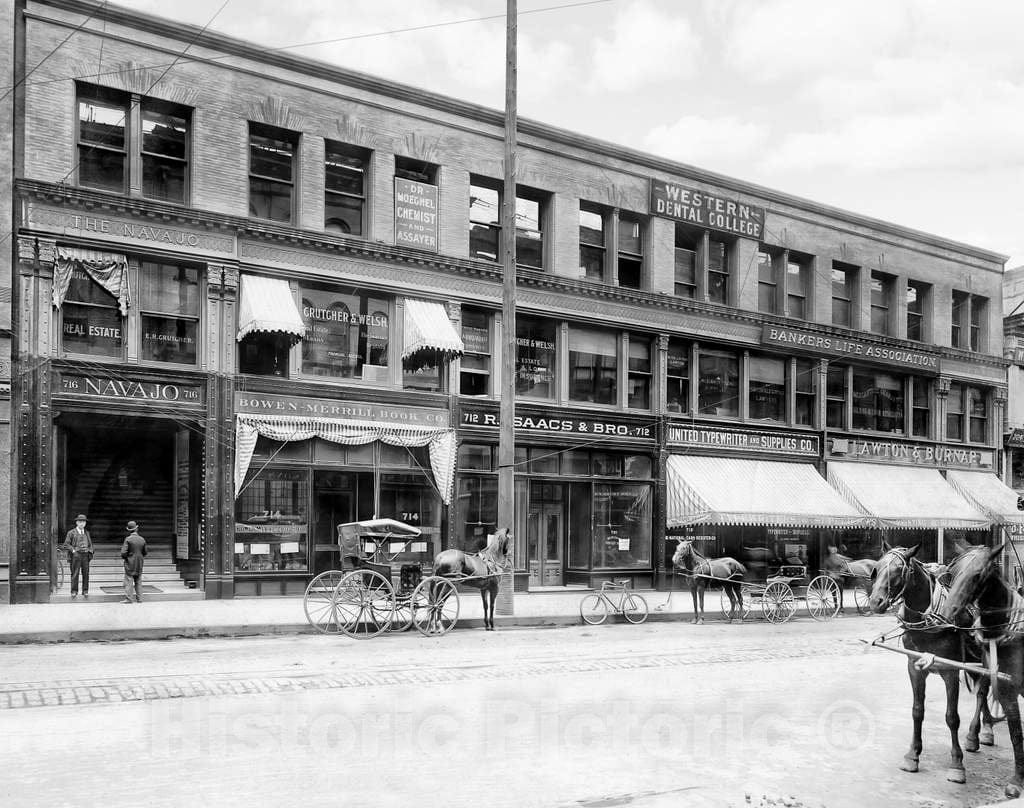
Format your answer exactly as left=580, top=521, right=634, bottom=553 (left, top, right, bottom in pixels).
left=827, top=462, right=990, bottom=530
left=236, top=275, right=306, bottom=344
left=666, top=456, right=869, bottom=528
left=946, top=470, right=1024, bottom=526
left=402, top=299, right=464, bottom=371
left=234, top=414, right=456, bottom=505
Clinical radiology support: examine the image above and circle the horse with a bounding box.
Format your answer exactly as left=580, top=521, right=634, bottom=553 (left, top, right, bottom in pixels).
left=939, top=544, right=1024, bottom=798
left=671, top=540, right=746, bottom=624
left=430, top=528, right=513, bottom=631
left=823, top=545, right=877, bottom=611
left=868, top=543, right=996, bottom=785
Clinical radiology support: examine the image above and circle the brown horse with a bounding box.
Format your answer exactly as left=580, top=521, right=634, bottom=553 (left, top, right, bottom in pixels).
left=431, top=528, right=513, bottom=631
left=868, top=544, right=995, bottom=785
left=672, top=540, right=746, bottom=624
left=823, top=545, right=878, bottom=611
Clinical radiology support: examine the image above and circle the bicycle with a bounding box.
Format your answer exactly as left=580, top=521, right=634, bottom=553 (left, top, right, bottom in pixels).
left=579, top=580, right=649, bottom=625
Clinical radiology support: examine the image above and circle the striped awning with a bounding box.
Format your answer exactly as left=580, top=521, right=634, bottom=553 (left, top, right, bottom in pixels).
left=402, top=299, right=464, bottom=371
left=666, top=456, right=869, bottom=528
left=946, top=470, right=1024, bottom=526
left=827, top=462, right=990, bottom=530
left=236, top=275, right=306, bottom=343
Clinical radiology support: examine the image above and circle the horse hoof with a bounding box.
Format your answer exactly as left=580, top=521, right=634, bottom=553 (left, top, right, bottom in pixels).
left=965, top=736, right=980, bottom=753
left=690, top=618, right=699, bottom=625
left=979, top=730, right=995, bottom=746
left=946, top=767, right=966, bottom=784
left=1005, top=783, right=1022, bottom=799
left=900, top=758, right=919, bottom=773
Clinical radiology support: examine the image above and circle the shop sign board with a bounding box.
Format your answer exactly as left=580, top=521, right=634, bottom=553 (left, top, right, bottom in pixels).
left=57, top=373, right=205, bottom=405
left=175, top=429, right=190, bottom=560
left=235, top=392, right=450, bottom=428
left=394, top=178, right=439, bottom=251
left=829, top=437, right=993, bottom=469
left=761, top=325, right=941, bottom=373
left=649, top=179, right=765, bottom=239
left=667, top=424, right=819, bottom=457
left=1007, top=427, right=1024, bottom=448
left=460, top=404, right=654, bottom=440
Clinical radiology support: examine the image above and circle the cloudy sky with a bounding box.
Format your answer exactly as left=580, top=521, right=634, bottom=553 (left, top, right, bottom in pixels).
left=113, top=0, right=1024, bottom=268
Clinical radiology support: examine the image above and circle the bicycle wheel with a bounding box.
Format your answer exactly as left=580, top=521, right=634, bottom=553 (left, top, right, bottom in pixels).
left=622, top=593, right=648, bottom=624
left=580, top=593, right=609, bottom=625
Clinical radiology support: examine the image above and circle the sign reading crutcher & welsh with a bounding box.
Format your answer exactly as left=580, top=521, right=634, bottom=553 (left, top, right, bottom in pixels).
left=649, top=180, right=765, bottom=239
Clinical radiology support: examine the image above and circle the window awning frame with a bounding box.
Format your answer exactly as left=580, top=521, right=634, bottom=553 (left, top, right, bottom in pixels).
left=402, top=298, right=464, bottom=371
left=236, top=274, right=306, bottom=344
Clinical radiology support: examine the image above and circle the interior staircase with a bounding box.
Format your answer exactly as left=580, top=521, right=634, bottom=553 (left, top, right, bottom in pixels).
left=52, top=542, right=202, bottom=602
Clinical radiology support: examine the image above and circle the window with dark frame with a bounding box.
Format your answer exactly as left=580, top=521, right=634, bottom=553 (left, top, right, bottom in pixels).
left=968, top=386, right=987, bottom=443
left=324, top=141, right=370, bottom=236
left=61, top=267, right=124, bottom=358
left=394, top=156, right=438, bottom=184
left=748, top=354, right=786, bottom=422
left=826, top=364, right=847, bottom=428
left=707, top=239, right=729, bottom=304
left=249, top=123, right=297, bottom=223
left=674, top=225, right=698, bottom=298
left=617, top=214, right=644, bottom=289
left=794, top=358, right=816, bottom=426
left=459, top=308, right=491, bottom=396
left=515, top=316, right=557, bottom=399
left=946, top=382, right=964, bottom=441
left=569, top=327, right=617, bottom=405
left=666, top=339, right=690, bottom=413
left=698, top=348, right=739, bottom=417
left=470, top=178, right=546, bottom=269
left=579, top=202, right=606, bottom=281
left=139, top=262, right=200, bottom=364
left=831, top=263, right=855, bottom=327
left=970, top=296, right=986, bottom=352
left=911, top=376, right=929, bottom=437
left=757, top=250, right=777, bottom=314
left=786, top=256, right=808, bottom=319
left=299, top=283, right=390, bottom=380
left=906, top=281, right=927, bottom=342
left=852, top=368, right=904, bottom=433
left=870, top=271, right=893, bottom=335
left=627, top=336, right=651, bottom=409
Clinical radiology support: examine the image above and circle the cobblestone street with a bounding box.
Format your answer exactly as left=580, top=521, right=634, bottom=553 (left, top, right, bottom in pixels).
left=1, top=615, right=1019, bottom=807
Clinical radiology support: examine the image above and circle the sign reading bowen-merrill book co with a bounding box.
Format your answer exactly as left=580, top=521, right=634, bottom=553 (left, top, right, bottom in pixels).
left=650, top=179, right=765, bottom=239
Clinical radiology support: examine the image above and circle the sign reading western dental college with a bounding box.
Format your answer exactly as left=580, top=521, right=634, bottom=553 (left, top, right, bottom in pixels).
left=761, top=325, right=941, bottom=373
left=394, top=178, right=438, bottom=252
left=650, top=180, right=765, bottom=239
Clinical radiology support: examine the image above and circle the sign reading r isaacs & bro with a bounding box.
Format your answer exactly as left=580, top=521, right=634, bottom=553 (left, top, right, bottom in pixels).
left=649, top=179, right=765, bottom=239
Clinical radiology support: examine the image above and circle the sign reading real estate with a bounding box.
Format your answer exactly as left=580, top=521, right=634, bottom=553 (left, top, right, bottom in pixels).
left=761, top=325, right=941, bottom=373
left=394, top=178, right=439, bottom=252
left=667, top=424, right=819, bottom=457
left=649, top=179, right=765, bottom=239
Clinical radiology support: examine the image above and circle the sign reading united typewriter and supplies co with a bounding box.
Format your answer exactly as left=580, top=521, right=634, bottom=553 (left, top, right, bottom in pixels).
left=649, top=179, right=765, bottom=239
left=667, top=424, right=819, bottom=457
left=761, top=325, right=942, bottom=373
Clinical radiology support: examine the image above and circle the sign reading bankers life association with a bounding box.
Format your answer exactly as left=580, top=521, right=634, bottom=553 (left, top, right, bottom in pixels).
left=650, top=180, right=765, bottom=239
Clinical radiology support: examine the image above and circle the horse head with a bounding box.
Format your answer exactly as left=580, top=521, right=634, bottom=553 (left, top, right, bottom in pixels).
left=672, top=540, right=694, bottom=571
left=938, top=544, right=1004, bottom=624
left=868, top=544, right=920, bottom=614
left=490, top=528, right=513, bottom=568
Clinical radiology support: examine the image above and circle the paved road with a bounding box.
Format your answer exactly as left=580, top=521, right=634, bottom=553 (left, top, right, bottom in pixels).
left=0, top=615, right=1016, bottom=807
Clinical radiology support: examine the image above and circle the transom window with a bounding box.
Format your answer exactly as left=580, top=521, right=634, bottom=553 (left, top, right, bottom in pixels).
left=249, top=123, right=297, bottom=223
left=325, top=141, right=371, bottom=235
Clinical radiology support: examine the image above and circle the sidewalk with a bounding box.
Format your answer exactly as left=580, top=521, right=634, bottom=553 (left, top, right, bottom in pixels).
left=0, top=586, right=866, bottom=643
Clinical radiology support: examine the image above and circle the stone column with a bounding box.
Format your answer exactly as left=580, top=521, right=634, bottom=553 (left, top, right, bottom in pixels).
left=935, top=376, right=951, bottom=442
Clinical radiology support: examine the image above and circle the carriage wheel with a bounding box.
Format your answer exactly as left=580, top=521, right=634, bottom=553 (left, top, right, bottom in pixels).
left=303, top=570, right=350, bottom=633
left=853, top=580, right=873, bottom=616
left=332, top=570, right=394, bottom=639
left=806, top=575, right=842, bottom=621
left=412, top=576, right=460, bottom=636
left=719, top=586, right=752, bottom=621
left=762, top=582, right=796, bottom=624
left=390, top=593, right=415, bottom=632
left=580, top=593, right=609, bottom=625
left=622, top=594, right=649, bottom=624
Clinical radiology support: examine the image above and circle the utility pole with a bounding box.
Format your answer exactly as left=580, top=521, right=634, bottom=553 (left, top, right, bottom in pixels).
left=495, top=0, right=517, bottom=614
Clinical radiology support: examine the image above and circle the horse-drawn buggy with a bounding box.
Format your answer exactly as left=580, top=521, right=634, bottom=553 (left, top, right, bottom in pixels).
left=302, top=519, right=512, bottom=638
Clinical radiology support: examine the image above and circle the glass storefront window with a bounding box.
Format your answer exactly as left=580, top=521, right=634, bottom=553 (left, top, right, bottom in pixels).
left=561, top=451, right=591, bottom=476
left=592, top=453, right=624, bottom=477
left=457, top=443, right=493, bottom=470
left=624, top=455, right=652, bottom=479
left=698, top=348, right=739, bottom=417
left=529, top=447, right=560, bottom=474
left=569, top=327, right=617, bottom=405
left=460, top=309, right=491, bottom=396
left=667, top=339, right=689, bottom=413
left=300, top=283, right=390, bottom=379
left=62, top=268, right=124, bottom=357
left=852, top=370, right=904, bottom=433
left=748, top=354, right=785, bottom=422
left=593, top=483, right=652, bottom=569
left=627, top=336, right=651, bottom=409
left=516, top=316, right=557, bottom=399
left=234, top=468, right=309, bottom=572
left=455, top=475, right=497, bottom=552
left=380, top=471, right=443, bottom=558
left=140, top=263, right=200, bottom=364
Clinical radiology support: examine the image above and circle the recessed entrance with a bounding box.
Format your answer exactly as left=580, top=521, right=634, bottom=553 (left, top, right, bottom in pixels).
left=527, top=481, right=566, bottom=587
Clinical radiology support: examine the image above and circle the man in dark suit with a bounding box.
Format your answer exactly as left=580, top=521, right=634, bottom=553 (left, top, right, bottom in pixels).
left=121, top=521, right=147, bottom=604
left=62, top=514, right=93, bottom=599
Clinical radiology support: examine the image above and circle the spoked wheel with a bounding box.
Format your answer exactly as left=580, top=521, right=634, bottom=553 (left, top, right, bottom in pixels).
left=762, top=581, right=796, bottom=624
left=853, top=580, right=873, bottom=615
left=412, top=576, right=460, bottom=636
left=580, top=593, right=609, bottom=625
left=303, top=570, right=350, bottom=634
left=390, top=593, right=415, bottom=632
left=720, top=586, right=752, bottom=621
left=622, top=594, right=649, bottom=624
left=333, top=569, right=395, bottom=639
left=807, top=575, right=842, bottom=621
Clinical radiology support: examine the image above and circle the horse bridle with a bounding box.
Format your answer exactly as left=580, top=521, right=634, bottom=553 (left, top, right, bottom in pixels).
left=678, top=542, right=711, bottom=578
left=875, top=548, right=913, bottom=608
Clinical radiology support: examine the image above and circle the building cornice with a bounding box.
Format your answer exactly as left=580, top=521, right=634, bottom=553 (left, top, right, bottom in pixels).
left=31, top=0, right=1009, bottom=266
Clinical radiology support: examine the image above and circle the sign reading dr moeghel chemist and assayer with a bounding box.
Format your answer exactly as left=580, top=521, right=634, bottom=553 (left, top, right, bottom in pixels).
left=649, top=179, right=765, bottom=239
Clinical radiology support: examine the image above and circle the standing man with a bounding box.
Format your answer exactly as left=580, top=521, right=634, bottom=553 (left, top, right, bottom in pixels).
left=121, top=521, right=147, bottom=604
left=62, top=514, right=93, bottom=599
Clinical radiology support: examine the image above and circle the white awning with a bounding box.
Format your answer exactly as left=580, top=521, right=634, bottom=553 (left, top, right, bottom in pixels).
left=402, top=299, right=464, bottom=370
left=946, top=470, right=1024, bottom=526
left=827, top=462, right=990, bottom=530
left=666, top=456, right=869, bottom=528
left=236, top=275, right=306, bottom=343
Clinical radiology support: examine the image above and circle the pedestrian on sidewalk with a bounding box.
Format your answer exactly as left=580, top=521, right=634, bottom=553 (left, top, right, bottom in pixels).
left=63, top=514, right=94, bottom=599
left=121, top=521, right=147, bottom=604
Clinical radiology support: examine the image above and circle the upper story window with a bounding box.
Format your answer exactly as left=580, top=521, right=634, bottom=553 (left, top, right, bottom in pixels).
left=299, top=283, right=389, bottom=380
left=627, top=335, right=651, bottom=409
left=825, top=364, right=938, bottom=438
left=826, top=364, right=848, bottom=428
left=748, top=353, right=786, bottom=422
left=831, top=262, right=857, bottom=328
left=786, top=255, right=809, bottom=319
left=757, top=250, right=778, bottom=314
left=579, top=202, right=606, bottom=281
left=952, top=291, right=987, bottom=352
left=906, top=281, right=929, bottom=342
left=578, top=202, right=645, bottom=289
left=77, top=84, right=189, bottom=204
left=61, top=264, right=124, bottom=358
left=853, top=368, right=903, bottom=433
left=795, top=358, right=816, bottom=426
left=515, top=316, right=557, bottom=399
left=569, top=327, right=617, bottom=405
left=707, top=239, right=730, bottom=304
left=698, top=347, right=739, bottom=417
left=470, top=177, right=546, bottom=269
left=911, top=376, right=930, bottom=437
left=617, top=214, right=644, bottom=289
left=674, top=225, right=698, bottom=299
left=870, top=271, right=894, bottom=335
left=394, top=156, right=438, bottom=184
left=666, top=339, right=690, bottom=413
left=140, top=263, right=200, bottom=364
left=249, top=123, right=297, bottom=223
left=459, top=309, right=491, bottom=396
left=325, top=141, right=371, bottom=235
left=946, top=383, right=988, bottom=443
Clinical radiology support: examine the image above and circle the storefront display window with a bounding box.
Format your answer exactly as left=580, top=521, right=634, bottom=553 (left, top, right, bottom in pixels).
left=516, top=316, right=557, bottom=399
left=569, top=327, right=617, bottom=405
left=748, top=354, right=785, bottom=422
left=234, top=468, right=309, bottom=572
left=460, top=309, right=491, bottom=396
left=455, top=476, right=497, bottom=553
left=593, top=483, right=652, bottom=569
left=62, top=268, right=124, bottom=357
left=380, top=471, right=443, bottom=558
left=300, top=283, right=390, bottom=379
left=853, top=369, right=904, bottom=433
left=698, top=348, right=738, bottom=417
left=140, top=262, right=199, bottom=364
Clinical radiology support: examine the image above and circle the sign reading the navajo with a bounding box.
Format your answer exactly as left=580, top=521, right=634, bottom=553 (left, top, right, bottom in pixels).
left=650, top=180, right=765, bottom=239
left=394, top=178, right=439, bottom=251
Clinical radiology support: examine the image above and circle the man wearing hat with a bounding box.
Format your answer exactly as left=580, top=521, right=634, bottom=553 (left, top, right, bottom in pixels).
left=62, top=514, right=94, bottom=599
left=120, top=521, right=147, bottom=604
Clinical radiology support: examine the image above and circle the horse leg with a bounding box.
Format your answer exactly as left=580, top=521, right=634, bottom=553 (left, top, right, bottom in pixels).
left=735, top=584, right=744, bottom=622
left=967, top=676, right=994, bottom=751
left=999, top=691, right=1024, bottom=798
left=940, top=670, right=966, bottom=783
left=690, top=585, right=700, bottom=624
left=479, top=588, right=490, bottom=631
left=901, top=663, right=926, bottom=773
left=695, top=583, right=705, bottom=624
left=489, top=582, right=498, bottom=630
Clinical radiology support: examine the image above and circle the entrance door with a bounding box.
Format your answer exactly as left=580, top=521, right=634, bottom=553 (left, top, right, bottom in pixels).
left=312, top=470, right=374, bottom=575
left=528, top=482, right=566, bottom=587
